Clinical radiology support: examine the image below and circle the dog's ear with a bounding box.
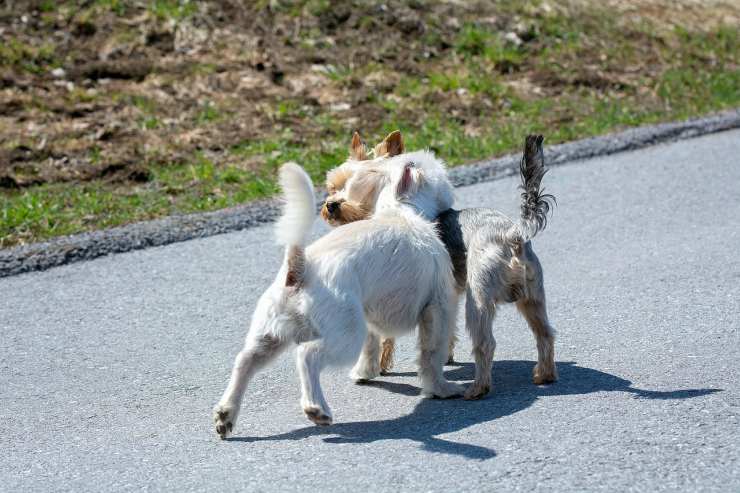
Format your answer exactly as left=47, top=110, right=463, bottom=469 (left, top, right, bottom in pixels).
left=349, top=131, right=368, bottom=161
left=396, top=162, right=422, bottom=198
left=374, top=130, right=405, bottom=157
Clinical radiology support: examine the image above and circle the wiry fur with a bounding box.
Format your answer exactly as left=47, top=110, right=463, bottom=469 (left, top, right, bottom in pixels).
left=517, top=134, right=555, bottom=241
left=321, top=134, right=559, bottom=399
left=213, top=162, right=462, bottom=438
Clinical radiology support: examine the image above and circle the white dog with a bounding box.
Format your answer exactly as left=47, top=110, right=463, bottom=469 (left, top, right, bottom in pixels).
left=213, top=160, right=462, bottom=438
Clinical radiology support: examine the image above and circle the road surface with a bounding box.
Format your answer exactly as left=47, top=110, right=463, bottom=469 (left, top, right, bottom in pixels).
left=2, top=129, right=739, bottom=492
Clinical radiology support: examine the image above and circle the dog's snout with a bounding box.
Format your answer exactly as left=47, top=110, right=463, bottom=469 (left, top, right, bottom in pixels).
left=326, top=201, right=340, bottom=215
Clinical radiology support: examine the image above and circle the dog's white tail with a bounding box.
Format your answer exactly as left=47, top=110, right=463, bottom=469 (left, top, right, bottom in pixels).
left=276, top=162, right=316, bottom=248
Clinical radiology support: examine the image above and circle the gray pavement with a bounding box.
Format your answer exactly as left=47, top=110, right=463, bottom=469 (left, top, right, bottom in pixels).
left=2, top=129, right=739, bottom=492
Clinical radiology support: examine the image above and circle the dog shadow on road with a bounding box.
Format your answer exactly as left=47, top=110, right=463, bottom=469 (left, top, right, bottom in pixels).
left=229, top=360, right=720, bottom=460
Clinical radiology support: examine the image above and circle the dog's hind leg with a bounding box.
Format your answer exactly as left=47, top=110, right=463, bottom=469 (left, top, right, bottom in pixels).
left=418, top=303, right=465, bottom=399
left=447, top=332, right=458, bottom=365
left=296, top=341, right=334, bottom=425
left=350, top=329, right=382, bottom=382
left=463, top=288, right=496, bottom=400
left=213, top=333, right=289, bottom=438
left=517, top=295, right=557, bottom=385
left=379, top=337, right=395, bottom=374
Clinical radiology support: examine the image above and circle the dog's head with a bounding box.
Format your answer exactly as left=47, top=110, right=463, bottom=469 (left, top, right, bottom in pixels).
left=321, top=130, right=453, bottom=225
left=321, top=130, right=401, bottom=225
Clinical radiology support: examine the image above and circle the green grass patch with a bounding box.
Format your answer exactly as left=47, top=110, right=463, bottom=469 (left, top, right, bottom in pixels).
left=95, top=0, right=127, bottom=16
left=3, top=69, right=738, bottom=246
left=0, top=38, right=58, bottom=74
left=148, top=0, right=198, bottom=21
left=194, top=102, right=222, bottom=125
left=1, top=6, right=738, bottom=247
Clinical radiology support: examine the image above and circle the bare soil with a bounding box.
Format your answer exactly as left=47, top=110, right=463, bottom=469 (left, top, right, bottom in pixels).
left=0, top=0, right=738, bottom=247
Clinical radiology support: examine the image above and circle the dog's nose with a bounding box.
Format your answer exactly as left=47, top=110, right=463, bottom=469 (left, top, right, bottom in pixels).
left=326, top=201, right=340, bottom=215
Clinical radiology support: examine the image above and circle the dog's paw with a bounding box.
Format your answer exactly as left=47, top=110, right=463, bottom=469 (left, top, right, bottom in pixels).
left=213, top=403, right=237, bottom=439
left=428, top=381, right=465, bottom=399
left=464, top=382, right=491, bottom=400
left=304, top=406, right=333, bottom=426
left=379, top=360, right=393, bottom=376
left=350, top=362, right=380, bottom=383
left=533, top=363, right=558, bottom=385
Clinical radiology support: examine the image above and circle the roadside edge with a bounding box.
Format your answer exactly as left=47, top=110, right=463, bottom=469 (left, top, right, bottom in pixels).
left=2, top=108, right=739, bottom=278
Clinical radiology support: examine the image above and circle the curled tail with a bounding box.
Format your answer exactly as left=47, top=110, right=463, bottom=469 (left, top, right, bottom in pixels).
left=276, top=162, right=315, bottom=287
left=276, top=162, right=315, bottom=247
left=517, top=134, right=555, bottom=241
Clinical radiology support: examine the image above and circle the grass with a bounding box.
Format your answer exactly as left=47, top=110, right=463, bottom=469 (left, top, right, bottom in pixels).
left=1, top=157, right=279, bottom=246
left=194, top=102, right=222, bottom=125
left=3, top=66, right=734, bottom=248
left=0, top=37, right=58, bottom=74
left=148, top=0, right=198, bottom=21
left=1, top=2, right=738, bottom=247
left=95, top=0, right=127, bottom=16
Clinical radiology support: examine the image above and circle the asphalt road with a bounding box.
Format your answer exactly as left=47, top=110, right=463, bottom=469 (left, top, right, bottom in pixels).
left=2, top=130, right=739, bottom=492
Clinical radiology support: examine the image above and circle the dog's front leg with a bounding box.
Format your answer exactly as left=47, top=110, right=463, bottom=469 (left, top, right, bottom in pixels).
left=418, top=303, right=465, bottom=399
left=213, top=333, right=288, bottom=439
left=446, top=288, right=463, bottom=365
left=296, top=341, right=333, bottom=426
left=350, top=329, right=382, bottom=382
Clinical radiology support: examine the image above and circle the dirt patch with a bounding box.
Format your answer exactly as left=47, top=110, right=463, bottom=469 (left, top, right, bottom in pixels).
left=0, top=1, right=454, bottom=189
left=0, top=0, right=738, bottom=247
left=1, top=0, right=737, bottom=190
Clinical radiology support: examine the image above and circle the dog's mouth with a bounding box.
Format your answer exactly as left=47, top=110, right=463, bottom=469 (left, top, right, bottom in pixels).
left=320, top=200, right=345, bottom=226
left=320, top=199, right=371, bottom=226
left=324, top=216, right=343, bottom=227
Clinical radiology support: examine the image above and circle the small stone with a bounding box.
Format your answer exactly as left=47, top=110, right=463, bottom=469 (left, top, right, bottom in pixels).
left=51, top=68, right=66, bottom=79
left=513, top=22, right=529, bottom=37
left=504, top=32, right=522, bottom=47
left=330, top=102, right=351, bottom=112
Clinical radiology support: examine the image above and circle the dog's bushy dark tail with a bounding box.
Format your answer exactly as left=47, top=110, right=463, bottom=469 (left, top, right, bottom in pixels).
left=515, top=134, right=555, bottom=242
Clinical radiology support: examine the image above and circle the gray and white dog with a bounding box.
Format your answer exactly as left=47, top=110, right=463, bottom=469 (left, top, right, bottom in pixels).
left=323, top=133, right=557, bottom=399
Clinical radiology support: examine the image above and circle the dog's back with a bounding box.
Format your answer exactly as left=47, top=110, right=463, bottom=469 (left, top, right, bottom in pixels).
left=437, top=208, right=517, bottom=289
left=438, top=207, right=544, bottom=303
left=307, top=209, right=454, bottom=334
left=436, top=135, right=553, bottom=301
